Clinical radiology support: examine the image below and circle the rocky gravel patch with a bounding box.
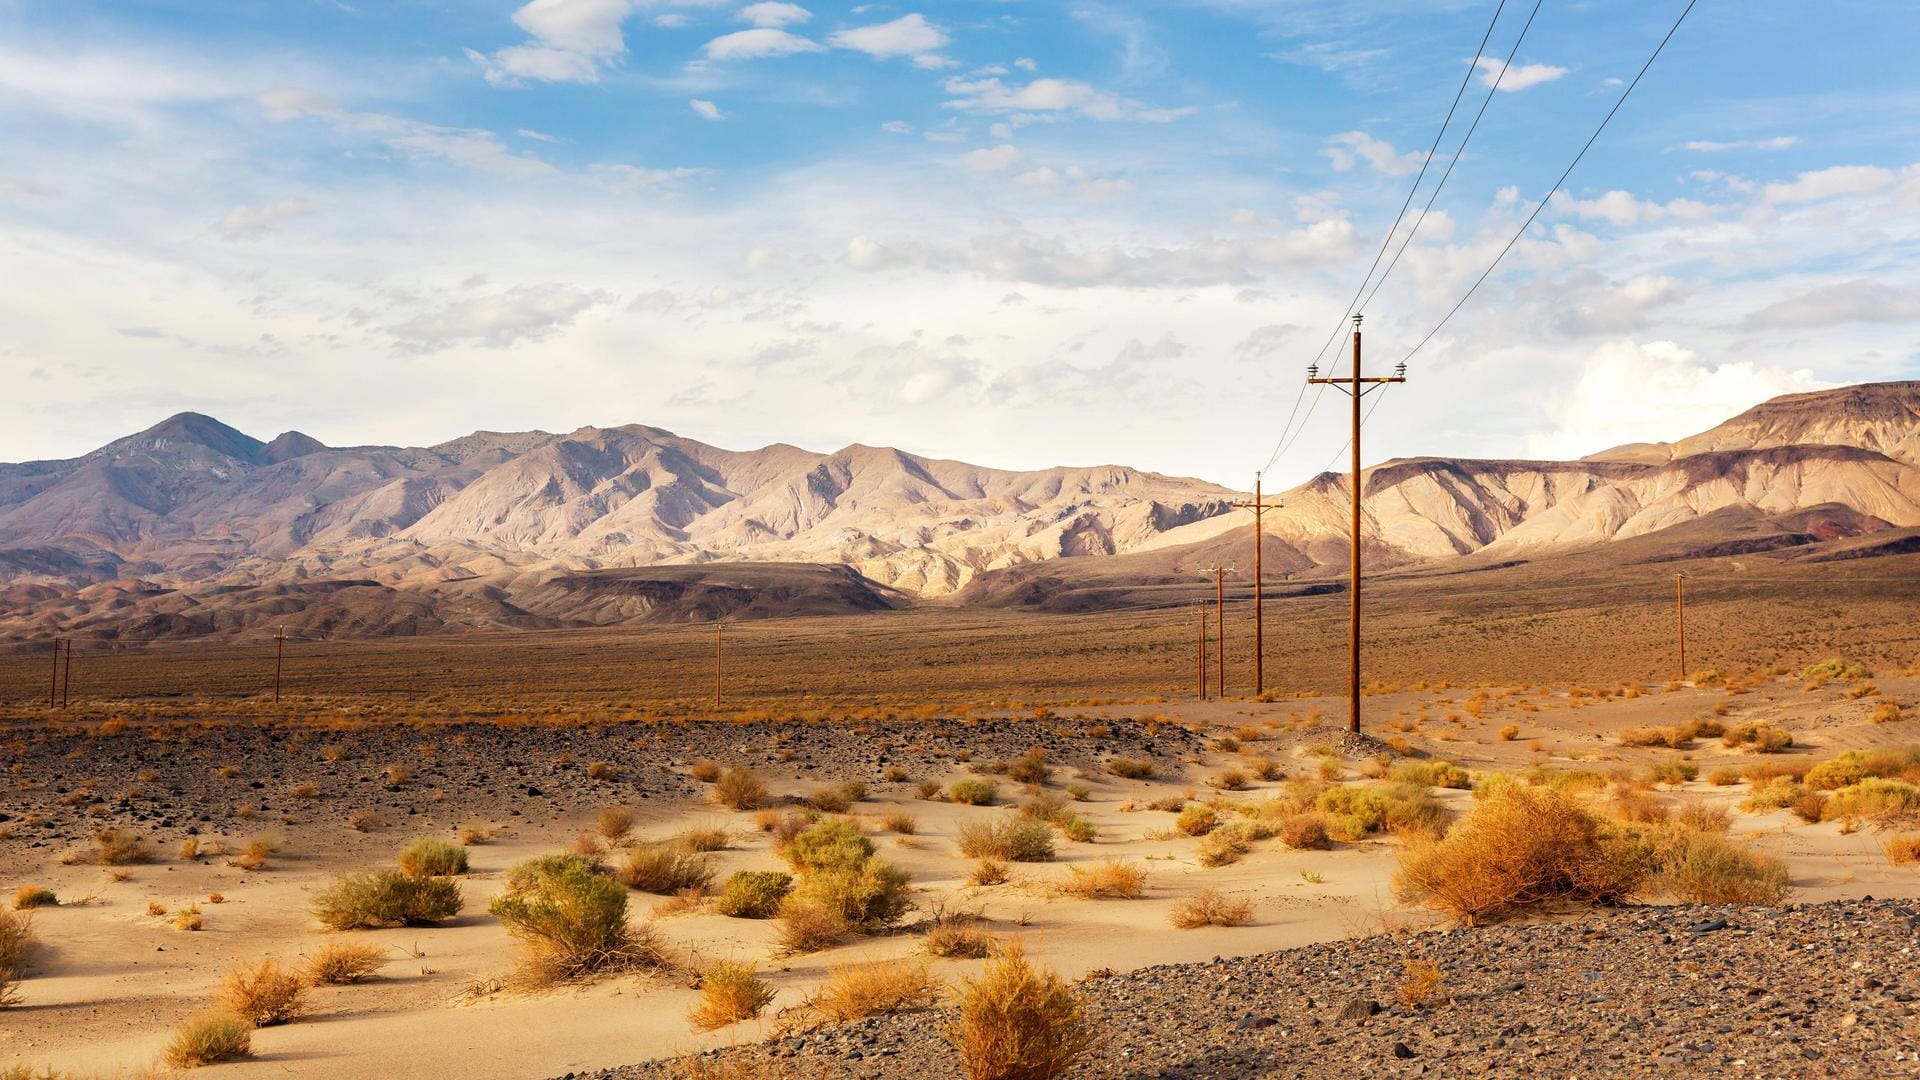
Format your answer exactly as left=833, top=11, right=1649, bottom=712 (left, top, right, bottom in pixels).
left=594, top=899, right=1920, bottom=1080
left=0, top=715, right=1202, bottom=860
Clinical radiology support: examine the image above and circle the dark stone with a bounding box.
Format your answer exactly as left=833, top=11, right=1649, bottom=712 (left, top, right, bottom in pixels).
left=1392, top=1042, right=1416, bottom=1059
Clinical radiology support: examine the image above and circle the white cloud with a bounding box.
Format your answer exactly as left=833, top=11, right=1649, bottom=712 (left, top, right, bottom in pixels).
left=387, top=283, right=615, bottom=349
left=1013, top=57, right=1037, bottom=72
left=689, top=98, right=725, bottom=120
left=1012, top=166, right=1132, bottom=200
left=1473, top=55, right=1568, bottom=92
left=588, top=163, right=709, bottom=190
left=702, top=28, right=824, bottom=59
left=880, top=120, right=913, bottom=135
left=1742, top=280, right=1920, bottom=329
left=1548, top=273, right=1689, bottom=336
left=942, top=76, right=1192, bottom=123
left=1525, top=340, right=1827, bottom=459
left=961, top=144, right=1025, bottom=172
left=1761, top=164, right=1895, bottom=205
left=829, top=13, right=949, bottom=62
left=1320, top=131, right=1421, bottom=176
left=473, top=0, right=638, bottom=85
left=736, top=1, right=810, bottom=27
left=1549, top=190, right=1716, bottom=226
left=654, top=13, right=690, bottom=28
left=260, top=91, right=556, bottom=179
left=214, top=200, right=317, bottom=240
left=1681, top=136, right=1798, bottom=153
left=517, top=128, right=565, bottom=143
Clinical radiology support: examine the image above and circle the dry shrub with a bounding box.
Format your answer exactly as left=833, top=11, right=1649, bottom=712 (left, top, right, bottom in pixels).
left=1805, top=748, right=1920, bottom=791
left=598, top=806, right=636, bottom=842
left=1195, top=825, right=1254, bottom=868
left=1106, top=757, right=1154, bottom=780
left=1389, top=760, right=1471, bottom=790
left=1168, top=888, right=1253, bottom=929
left=303, top=940, right=389, bottom=985
left=1706, top=767, right=1744, bottom=787
left=712, top=768, right=767, bottom=811
left=490, top=855, right=674, bottom=986
left=774, top=897, right=850, bottom=955
left=458, top=820, right=493, bottom=845
left=1821, top=779, right=1920, bottom=825
left=1652, top=827, right=1790, bottom=904
left=1884, top=834, right=1920, bottom=866
left=926, top=910, right=997, bottom=958
left=173, top=903, right=204, bottom=932
left=948, top=778, right=999, bottom=806
left=1006, top=750, right=1053, bottom=785
left=1672, top=803, right=1732, bottom=833
left=1722, top=723, right=1794, bottom=753
left=715, top=871, right=793, bottom=919
left=1208, top=768, right=1249, bottom=792
left=1395, top=784, right=1649, bottom=926
left=946, top=945, right=1094, bottom=1080
left=879, top=810, right=920, bottom=835
left=11, top=887, right=55, bottom=911
left=230, top=834, right=278, bottom=871
left=1174, top=804, right=1218, bottom=837
left=313, top=870, right=462, bottom=930
left=968, top=859, right=1011, bottom=887
left=957, top=818, right=1054, bottom=863
left=810, top=785, right=855, bottom=813
left=1609, top=789, right=1670, bottom=824
left=1056, top=860, right=1146, bottom=900
left=1618, top=726, right=1693, bottom=749
left=689, top=959, right=776, bottom=1031
left=616, top=845, right=716, bottom=895
left=800, top=958, right=941, bottom=1024
left=690, top=759, right=723, bottom=783
left=397, top=837, right=468, bottom=878
left=1397, top=958, right=1445, bottom=1009
left=782, top=819, right=874, bottom=874
left=1869, top=701, right=1906, bottom=724
left=0, top=909, right=32, bottom=1008
left=84, top=828, right=152, bottom=866
left=1276, top=812, right=1331, bottom=850
left=217, top=957, right=306, bottom=1026
left=163, top=1012, right=252, bottom=1069
left=587, top=761, right=618, bottom=781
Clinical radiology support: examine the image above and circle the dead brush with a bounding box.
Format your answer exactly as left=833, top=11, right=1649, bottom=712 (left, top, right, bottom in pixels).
left=924, top=902, right=998, bottom=958
left=0, top=909, right=33, bottom=1007
left=946, top=944, right=1094, bottom=1080
left=1055, top=860, right=1146, bottom=900
left=1167, top=888, right=1253, bottom=929
left=598, top=806, right=636, bottom=842
left=688, top=959, right=776, bottom=1031
left=615, top=844, right=716, bottom=896
left=711, top=768, right=767, bottom=811
left=787, top=957, right=941, bottom=1027
left=302, top=940, right=390, bottom=985
left=217, top=956, right=307, bottom=1026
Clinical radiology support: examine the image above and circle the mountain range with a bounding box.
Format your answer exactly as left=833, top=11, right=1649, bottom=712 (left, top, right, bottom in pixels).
left=1, top=380, right=1915, bottom=640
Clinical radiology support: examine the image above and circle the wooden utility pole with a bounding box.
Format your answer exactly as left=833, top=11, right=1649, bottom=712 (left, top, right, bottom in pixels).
left=1307, top=314, right=1406, bottom=734
left=62, top=639, right=71, bottom=708
left=274, top=628, right=285, bottom=704
left=49, top=637, right=61, bottom=708
left=1200, top=565, right=1235, bottom=698
left=714, top=622, right=724, bottom=710
left=1675, top=573, right=1688, bottom=683
left=1196, top=604, right=1208, bottom=701
left=1232, top=472, right=1285, bottom=697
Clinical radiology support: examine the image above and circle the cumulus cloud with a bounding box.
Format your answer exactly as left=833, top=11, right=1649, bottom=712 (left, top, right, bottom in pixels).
left=470, top=0, right=639, bottom=85
left=1761, top=164, right=1895, bottom=205
left=1473, top=56, right=1568, bottom=91
left=961, top=144, right=1025, bottom=172
left=213, top=199, right=317, bottom=240
left=702, top=27, right=823, bottom=59
left=942, top=76, right=1192, bottom=123
left=689, top=98, right=725, bottom=120
left=1320, top=131, right=1422, bottom=176
left=387, top=283, right=614, bottom=349
left=829, top=13, right=949, bottom=63
left=1525, top=340, right=1827, bottom=459
left=1549, top=190, right=1716, bottom=226
left=1742, top=280, right=1920, bottom=329
left=736, top=2, right=810, bottom=28
left=1548, top=273, right=1689, bottom=336
left=1681, top=136, right=1798, bottom=153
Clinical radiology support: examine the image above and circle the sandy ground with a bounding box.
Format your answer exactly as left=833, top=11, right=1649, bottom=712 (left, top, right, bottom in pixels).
left=3, top=673, right=1918, bottom=1078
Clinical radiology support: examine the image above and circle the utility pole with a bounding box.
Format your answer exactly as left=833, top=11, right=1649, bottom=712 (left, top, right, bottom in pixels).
left=49, top=637, right=61, bottom=708
left=1675, top=572, right=1688, bottom=683
left=714, top=622, right=724, bottom=710
left=274, top=628, right=285, bottom=704
left=1307, top=314, right=1406, bottom=734
left=1195, top=603, right=1208, bottom=701
left=1200, top=565, right=1236, bottom=698
left=1232, top=472, right=1285, bottom=697
left=62, top=639, right=71, bottom=708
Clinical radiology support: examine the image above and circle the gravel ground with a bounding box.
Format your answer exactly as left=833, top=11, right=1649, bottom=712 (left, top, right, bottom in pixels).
left=0, top=715, right=1206, bottom=860
left=597, top=899, right=1920, bottom=1080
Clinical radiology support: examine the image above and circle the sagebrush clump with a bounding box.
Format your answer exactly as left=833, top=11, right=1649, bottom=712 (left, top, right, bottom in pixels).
left=491, top=854, right=674, bottom=986
left=313, top=869, right=462, bottom=930
left=947, top=946, right=1094, bottom=1080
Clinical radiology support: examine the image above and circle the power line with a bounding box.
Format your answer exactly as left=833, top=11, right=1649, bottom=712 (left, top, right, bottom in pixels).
left=1397, top=0, right=1702, bottom=366
left=1260, top=0, right=1511, bottom=477
left=1357, top=0, right=1548, bottom=316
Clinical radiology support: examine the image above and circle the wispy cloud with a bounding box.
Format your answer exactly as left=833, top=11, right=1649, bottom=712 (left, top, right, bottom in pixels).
left=1473, top=55, right=1568, bottom=92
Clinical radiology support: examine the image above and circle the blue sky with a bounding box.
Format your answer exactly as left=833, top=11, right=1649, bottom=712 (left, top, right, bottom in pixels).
left=2, top=0, right=1918, bottom=488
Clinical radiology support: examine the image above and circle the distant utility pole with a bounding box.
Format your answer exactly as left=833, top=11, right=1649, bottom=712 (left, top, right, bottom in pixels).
left=714, top=622, right=724, bottom=710
left=1232, top=472, right=1285, bottom=697
left=1195, top=603, right=1208, bottom=701
left=274, top=628, right=285, bottom=704
left=1307, top=314, right=1406, bottom=734
left=1200, top=565, right=1236, bottom=699
left=49, top=637, right=61, bottom=708
left=62, top=639, right=71, bottom=709
left=1674, top=572, right=1689, bottom=683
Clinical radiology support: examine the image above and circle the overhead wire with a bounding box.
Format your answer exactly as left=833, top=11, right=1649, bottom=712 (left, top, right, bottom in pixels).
left=1395, top=0, right=1703, bottom=367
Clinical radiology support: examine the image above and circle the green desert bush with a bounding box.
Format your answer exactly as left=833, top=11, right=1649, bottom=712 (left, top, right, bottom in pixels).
left=397, top=837, right=468, bottom=878
left=1805, top=748, right=1920, bottom=791
left=1389, top=760, right=1471, bottom=789
left=1820, top=779, right=1920, bottom=825
left=789, top=857, right=914, bottom=933
left=11, top=887, right=56, bottom=911
left=946, top=945, right=1094, bottom=1080
left=489, top=855, right=673, bottom=985
left=781, top=819, right=875, bottom=874
left=1652, top=827, right=1791, bottom=904
left=715, top=870, right=794, bottom=919
left=313, top=870, right=462, bottom=930
left=163, top=1013, right=252, bottom=1069
left=948, top=778, right=999, bottom=806
left=957, top=818, right=1055, bottom=863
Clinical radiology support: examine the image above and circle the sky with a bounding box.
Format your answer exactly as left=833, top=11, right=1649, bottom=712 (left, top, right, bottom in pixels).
left=1, top=0, right=1918, bottom=490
